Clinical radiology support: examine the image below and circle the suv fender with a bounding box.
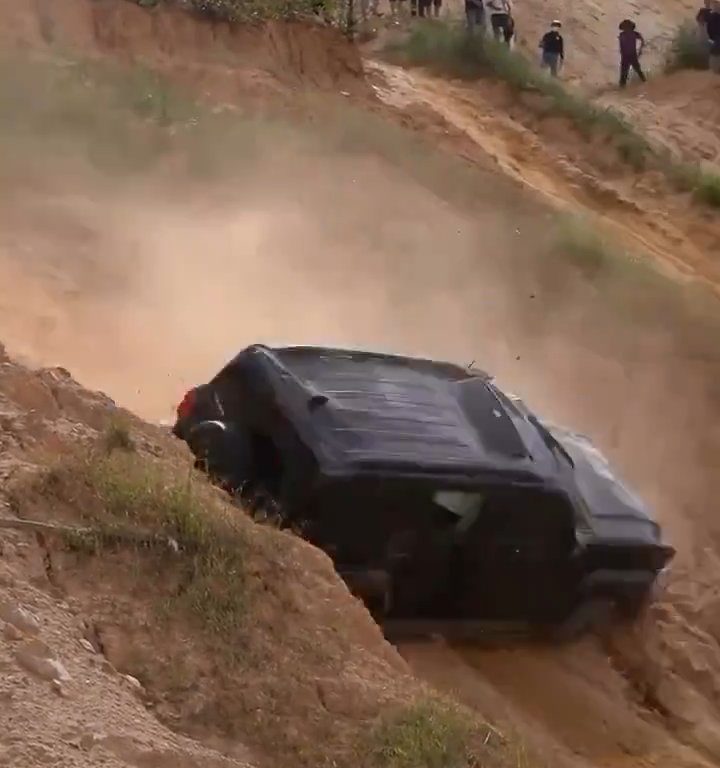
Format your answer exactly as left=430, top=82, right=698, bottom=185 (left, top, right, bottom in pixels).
left=187, top=420, right=252, bottom=489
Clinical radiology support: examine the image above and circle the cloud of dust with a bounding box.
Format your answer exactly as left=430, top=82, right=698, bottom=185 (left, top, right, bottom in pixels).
left=2, top=127, right=720, bottom=580
left=0, top=151, right=534, bottom=422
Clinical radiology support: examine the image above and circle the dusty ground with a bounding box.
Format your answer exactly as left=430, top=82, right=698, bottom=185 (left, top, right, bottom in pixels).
left=2, top=1, right=720, bottom=768
left=600, top=71, right=720, bottom=170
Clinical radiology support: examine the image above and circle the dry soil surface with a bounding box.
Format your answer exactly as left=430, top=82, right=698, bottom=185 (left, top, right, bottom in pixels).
left=2, top=2, right=720, bottom=768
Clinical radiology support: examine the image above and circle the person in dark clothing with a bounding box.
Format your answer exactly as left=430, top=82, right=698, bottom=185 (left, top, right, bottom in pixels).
left=618, top=19, right=646, bottom=87
left=539, top=20, right=564, bottom=76
left=697, top=1, right=712, bottom=28
left=465, top=0, right=485, bottom=32
left=505, top=14, right=516, bottom=45
left=707, top=3, right=720, bottom=73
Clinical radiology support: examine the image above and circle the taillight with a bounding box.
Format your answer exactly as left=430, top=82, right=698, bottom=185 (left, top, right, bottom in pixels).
left=177, top=389, right=196, bottom=420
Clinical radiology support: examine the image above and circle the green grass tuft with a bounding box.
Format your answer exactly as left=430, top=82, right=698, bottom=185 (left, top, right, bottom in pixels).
left=552, top=216, right=615, bottom=279
left=44, top=449, right=248, bottom=634
left=665, top=21, right=710, bottom=72
left=102, top=418, right=136, bottom=454
left=368, top=701, right=479, bottom=768
left=175, top=0, right=335, bottom=22
left=693, top=171, right=720, bottom=207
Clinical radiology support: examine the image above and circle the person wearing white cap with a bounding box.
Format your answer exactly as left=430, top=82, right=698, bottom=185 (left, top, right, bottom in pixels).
left=539, top=20, right=564, bottom=76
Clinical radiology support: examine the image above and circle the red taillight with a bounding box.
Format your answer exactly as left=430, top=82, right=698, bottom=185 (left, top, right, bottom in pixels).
left=177, top=389, right=196, bottom=420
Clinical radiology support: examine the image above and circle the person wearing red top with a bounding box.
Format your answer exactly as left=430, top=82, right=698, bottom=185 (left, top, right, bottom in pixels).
left=618, top=19, right=647, bottom=87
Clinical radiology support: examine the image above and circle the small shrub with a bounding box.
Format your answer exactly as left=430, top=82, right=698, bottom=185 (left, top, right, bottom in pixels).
left=665, top=21, right=710, bottom=72
left=102, top=419, right=136, bottom=453
left=664, top=159, right=720, bottom=206
left=189, top=0, right=329, bottom=21
left=388, top=20, right=538, bottom=85
left=693, top=172, right=720, bottom=207
left=665, top=157, right=701, bottom=192
left=552, top=216, right=614, bottom=279
left=45, top=450, right=248, bottom=634
left=368, top=700, right=478, bottom=768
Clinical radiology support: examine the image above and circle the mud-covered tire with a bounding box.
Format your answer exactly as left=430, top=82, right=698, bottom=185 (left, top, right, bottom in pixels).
left=188, top=421, right=252, bottom=493
left=240, top=484, right=284, bottom=527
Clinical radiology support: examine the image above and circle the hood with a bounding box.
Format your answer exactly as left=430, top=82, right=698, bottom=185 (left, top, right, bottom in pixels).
left=542, top=422, right=665, bottom=545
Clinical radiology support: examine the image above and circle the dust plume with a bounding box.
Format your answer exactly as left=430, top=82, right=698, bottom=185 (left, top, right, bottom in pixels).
left=0, top=147, right=542, bottom=423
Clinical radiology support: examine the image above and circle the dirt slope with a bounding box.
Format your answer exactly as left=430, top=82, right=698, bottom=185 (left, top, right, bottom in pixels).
left=1, top=554, right=255, bottom=768
left=434, top=0, right=694, bottom=87
left=2, top=345, right=525, bottom=768
left=508, top=0, right=694, bottom=88
left=367, top=61, right=720, bottom=291
left=2, top=3, right=720, bottom=768
left=0, top=0, right=369, bottom=101
left=600, top=71, right=720, bottom=170
left=0, top=348, right=254, bottom=768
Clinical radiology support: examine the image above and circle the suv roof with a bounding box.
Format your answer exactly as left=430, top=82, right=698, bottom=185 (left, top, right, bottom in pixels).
left=216, top=344, right=567, bottom=485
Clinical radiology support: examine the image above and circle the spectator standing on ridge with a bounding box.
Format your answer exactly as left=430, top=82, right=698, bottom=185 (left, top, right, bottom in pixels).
left=618, top=19, right=647, bottom=87
left=506, top=13, right=516, bottom=46
left=487, top=0, right=513, bottom=44
left=697, top=0, right=712, bottom=31
left=465, top=0, right=485, bottom=33
left=539, top=19, right=564, bottom=76
left=708, top=1, right=720, bottom=72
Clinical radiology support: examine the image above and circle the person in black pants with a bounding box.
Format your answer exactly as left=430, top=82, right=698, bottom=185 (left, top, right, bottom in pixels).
left=487, top=0, right=513, bottom=44
left=465, top=0, right=485, bottom=32
left=707, top=2, right=720, bottom=73
left=618, top=19, right=646, bottom=87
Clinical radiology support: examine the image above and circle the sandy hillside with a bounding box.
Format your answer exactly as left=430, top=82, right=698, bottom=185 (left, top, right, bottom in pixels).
left=505, top=0, right=695, bottom=88
left=600, top=71, right=720, bottom=171
left=0, top=349, right=255, bottom=768
left=1, top=344, right=531, bottom=768
left=369, top=0, right=696, bottom=87
left=2, top=2, right=720, bottom=768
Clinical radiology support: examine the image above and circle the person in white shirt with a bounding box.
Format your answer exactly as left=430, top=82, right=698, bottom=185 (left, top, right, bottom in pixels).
left=487, top=0, right=513, bottom=44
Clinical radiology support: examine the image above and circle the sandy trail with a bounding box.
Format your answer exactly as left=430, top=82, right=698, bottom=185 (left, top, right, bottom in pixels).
left=399, top=639, right=720, bottom=768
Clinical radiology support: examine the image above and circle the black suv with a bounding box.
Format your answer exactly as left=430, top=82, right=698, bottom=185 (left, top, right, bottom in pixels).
left=172, top=344, right=675, bottom=640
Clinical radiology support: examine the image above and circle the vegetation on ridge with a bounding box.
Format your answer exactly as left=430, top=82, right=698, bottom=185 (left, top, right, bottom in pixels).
left=664, top=21, right=710, bottom=72
left=387, top=21, right=720, bottom=208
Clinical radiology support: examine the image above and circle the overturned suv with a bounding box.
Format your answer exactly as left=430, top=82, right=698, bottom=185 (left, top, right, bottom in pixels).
left=172, top=344, right=674, bottom=640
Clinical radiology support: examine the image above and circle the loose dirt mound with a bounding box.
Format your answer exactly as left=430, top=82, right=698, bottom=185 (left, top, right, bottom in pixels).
left=0, top=0, right=369, bottom=101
